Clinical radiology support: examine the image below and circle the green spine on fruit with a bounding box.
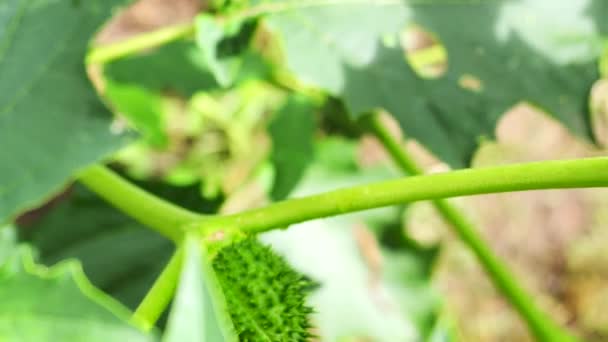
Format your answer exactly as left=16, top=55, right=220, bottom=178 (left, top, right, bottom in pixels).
left=213, top=238, right=314, bottom=341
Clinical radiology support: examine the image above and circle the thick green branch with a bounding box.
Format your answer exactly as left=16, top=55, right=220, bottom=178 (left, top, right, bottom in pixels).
left=198, top=156, right=608, bottom=240
left=77, top=165, right=202, bottom=241
left=364, top=113, right=577, bottom=341
left=86, top=23, right=195, bottom=65
left=132, top=248, right=184, bottom=331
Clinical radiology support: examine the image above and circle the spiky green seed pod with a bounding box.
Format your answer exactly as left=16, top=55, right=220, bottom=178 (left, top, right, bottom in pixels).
left=213, top=238, right=315, bottom=341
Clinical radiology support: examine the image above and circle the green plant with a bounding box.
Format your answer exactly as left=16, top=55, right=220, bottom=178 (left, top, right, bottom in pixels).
left=2, top=0, right=608, bottom=341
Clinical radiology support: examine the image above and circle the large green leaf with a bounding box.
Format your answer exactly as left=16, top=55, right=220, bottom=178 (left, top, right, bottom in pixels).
left=229, top=0, right=606, bottom=167
left=365, top=0, right=603, bottom=167
left=0, top=0, right=132, bottom=222
left=0, top=243, right=155, bottom=341
left=164, top=237, right=237, bottom=342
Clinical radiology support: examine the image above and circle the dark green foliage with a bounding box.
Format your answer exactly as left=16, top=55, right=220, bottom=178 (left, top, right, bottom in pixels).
left=319, top=98, right=364, bottom=139
left=104, top=41, right=219, bottom=97
left=195, top=12, right=274, bottom=87
left=213, top=238, right=315, bottom=341
left=0, top=0, right=133, bottom=223
left=19, top=181, right=222, bottom=311
left=18, top=185, right=174, bottom=310
left=216, top=20, right=258, bottom=59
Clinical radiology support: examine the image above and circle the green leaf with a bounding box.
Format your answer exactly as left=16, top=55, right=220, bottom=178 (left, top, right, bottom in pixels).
left=105, top=80, right=168, bottom=148
left=19, top=182, right=221, bottom=311
left=164, top=236, right=237, bottom=342
left=213, top=238, right=315, bottom=341
left=104, top=41, right=219, bottom=97
left=268, top=95, right=316, bottom=200
left=237, top=0, right=606, bottom=167
left=0, top=246, right=155, bottom=341
left=0, top=0, right=133, bottom=223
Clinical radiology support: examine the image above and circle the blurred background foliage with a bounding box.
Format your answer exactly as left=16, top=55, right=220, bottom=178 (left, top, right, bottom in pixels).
left=11, top=0, right=608, bottom=341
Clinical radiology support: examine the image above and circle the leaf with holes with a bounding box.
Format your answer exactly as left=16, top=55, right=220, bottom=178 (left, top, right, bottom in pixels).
left=352, top=0, right=605, bottom=167
left=226, top=0, right=606, bottom=167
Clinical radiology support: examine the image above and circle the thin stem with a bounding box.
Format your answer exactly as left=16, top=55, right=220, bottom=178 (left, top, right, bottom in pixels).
left=364, top=113, right=577, bottom=341
left=132, top=247, right=184, bottom=331
left=77, top=165, right=202, bottom=241
left=197, top=156, right=608, bottom=241
left=362, top=115, right=423, bottom=175
left=86, top=23, right=195, bottom=65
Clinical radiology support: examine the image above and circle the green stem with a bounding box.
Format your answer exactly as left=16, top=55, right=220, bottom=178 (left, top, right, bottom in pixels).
left=197, top=156, right=608, bottom=242
left=86, top=23, right=195, bottom=65
left=132, top=247, right=184, bottom=331
left=77, top=165, right=202, bottom=241
left=600, top=39, right=608, bottom=77
left=363, top=113, right=576, bottom=341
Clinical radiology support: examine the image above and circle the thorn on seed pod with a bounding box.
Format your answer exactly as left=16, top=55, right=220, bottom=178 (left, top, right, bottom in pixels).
left=213, top=238, right=317, bottom=341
